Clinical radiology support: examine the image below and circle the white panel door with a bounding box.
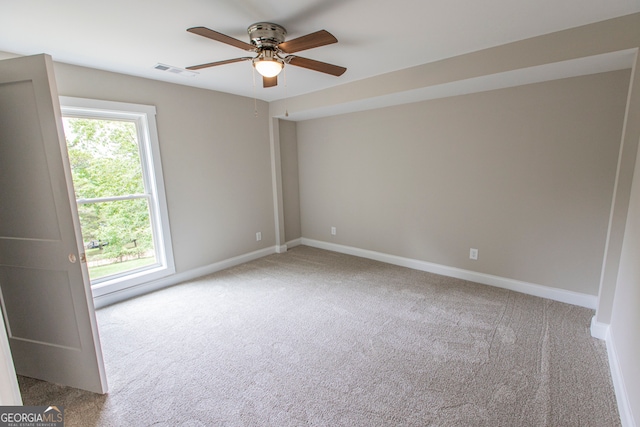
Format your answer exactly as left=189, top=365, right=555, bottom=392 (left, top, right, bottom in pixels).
left=0, top=54, right=107, bottom=394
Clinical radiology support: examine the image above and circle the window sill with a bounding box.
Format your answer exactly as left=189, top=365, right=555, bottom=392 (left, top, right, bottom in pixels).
left=90, top=264, right=175, bottom=299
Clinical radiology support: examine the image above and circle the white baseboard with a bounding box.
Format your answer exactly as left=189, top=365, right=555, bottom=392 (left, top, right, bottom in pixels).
left=93, top=246, right=277, bottom=309
left=286, top=238, right=302, bottom=248
left=590, top=315, right=610, bottom=340
left=95, top=238, right=598, bottom=310
left=607, top=329, right=636, bottom=427
left=300, top=238, right=598, bottom=309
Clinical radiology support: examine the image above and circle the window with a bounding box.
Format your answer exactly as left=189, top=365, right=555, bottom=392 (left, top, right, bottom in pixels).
left=60, top=97, right=175, bottom=298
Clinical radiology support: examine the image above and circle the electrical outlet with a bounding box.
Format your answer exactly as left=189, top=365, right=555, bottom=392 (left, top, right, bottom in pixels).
left=256, top=232, right=262, bottom=241
left=469, top=248, right=478, bottom=260
left=331, top=226, right=337, bottom=236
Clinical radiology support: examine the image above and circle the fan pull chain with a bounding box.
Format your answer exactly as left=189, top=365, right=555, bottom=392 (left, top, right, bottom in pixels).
left=284, top=67, right=289, bottom=117
left=252, top=66, right=258, bottom=117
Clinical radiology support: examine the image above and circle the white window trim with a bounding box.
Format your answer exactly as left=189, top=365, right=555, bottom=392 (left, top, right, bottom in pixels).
left=60, top=96, right=175, bottom=298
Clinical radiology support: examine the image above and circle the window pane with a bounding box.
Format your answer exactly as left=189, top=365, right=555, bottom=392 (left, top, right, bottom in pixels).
left=79, top=198, right=157, bottom=281
left=63, top=117, right=145, bottom=199
left=61, top=98, right=175, bottom=297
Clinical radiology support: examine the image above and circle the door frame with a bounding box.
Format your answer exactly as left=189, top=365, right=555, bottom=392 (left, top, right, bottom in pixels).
left=0, top=319, right=21, bottom=405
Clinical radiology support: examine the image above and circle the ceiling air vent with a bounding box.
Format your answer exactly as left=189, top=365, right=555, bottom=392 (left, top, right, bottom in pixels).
left=153, top=63, right=198, bottom=77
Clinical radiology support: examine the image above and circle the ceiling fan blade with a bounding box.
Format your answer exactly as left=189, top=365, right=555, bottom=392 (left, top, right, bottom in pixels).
left=263, top=76, right=277, bottom=88
left=287, top=56, right=346, bottom=76
left=186, top=57, right=252, bottom=70
left=278, top=30, right=337, bottom=54
left=187, top=27, right=255, bottom=51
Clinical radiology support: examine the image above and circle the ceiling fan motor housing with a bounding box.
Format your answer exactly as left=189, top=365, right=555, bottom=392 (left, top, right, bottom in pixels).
left=248, top=22, right=287, bottom=50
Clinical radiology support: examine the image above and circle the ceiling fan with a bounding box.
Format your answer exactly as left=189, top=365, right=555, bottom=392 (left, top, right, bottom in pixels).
left=186, top=22, right=347, bottom=88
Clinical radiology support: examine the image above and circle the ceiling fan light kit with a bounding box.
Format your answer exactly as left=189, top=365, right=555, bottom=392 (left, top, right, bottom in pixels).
left=253, top=50, right=284, bottom=78
left=186, top=22, right=346, bottom=88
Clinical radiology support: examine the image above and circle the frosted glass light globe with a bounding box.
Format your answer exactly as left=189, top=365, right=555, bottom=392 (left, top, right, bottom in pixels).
left=254, top=59, right=283, bottom=77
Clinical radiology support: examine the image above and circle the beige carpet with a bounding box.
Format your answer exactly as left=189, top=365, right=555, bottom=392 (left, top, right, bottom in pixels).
left=19, top=246, right=620, bottom=426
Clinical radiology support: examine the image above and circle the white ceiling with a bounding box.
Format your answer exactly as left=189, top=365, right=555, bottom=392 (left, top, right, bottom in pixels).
left=1, top=0, right=638, bottom=102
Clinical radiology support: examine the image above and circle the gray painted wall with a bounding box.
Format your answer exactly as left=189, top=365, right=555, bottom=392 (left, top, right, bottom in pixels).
left=296, top=71, right=629, bottom=295
left=52, top=62, right=274, bottom=274
left=279, top=119, right=301, bottom=243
